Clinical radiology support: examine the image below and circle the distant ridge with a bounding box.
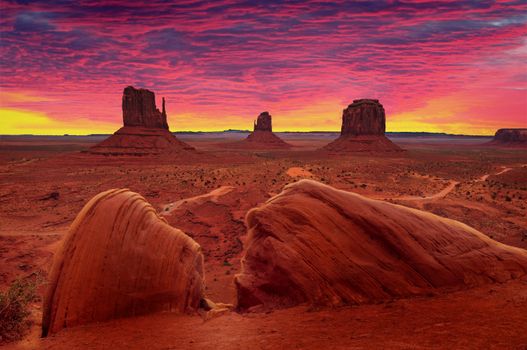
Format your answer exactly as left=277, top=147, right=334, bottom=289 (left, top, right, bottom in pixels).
left=0, top=131, right=494, bottom=137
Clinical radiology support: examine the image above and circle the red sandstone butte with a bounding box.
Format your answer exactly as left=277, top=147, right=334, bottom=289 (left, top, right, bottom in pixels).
left=226, top=112, right=291, bottom=149
left=122, top=86, right=169, bottom=129
left=323, top=99, right=402, bottom=152
left=89, top=86, right=194, bottom=155
left=253, top=111, right=273, bottom=132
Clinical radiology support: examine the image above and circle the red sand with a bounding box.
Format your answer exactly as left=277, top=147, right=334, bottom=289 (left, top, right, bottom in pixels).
left=1, top=134, right=526, bottom=349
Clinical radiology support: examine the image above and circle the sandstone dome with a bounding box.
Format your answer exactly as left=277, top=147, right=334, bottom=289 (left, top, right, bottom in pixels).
left=42, top=189, right=204, bottom=336
left=235, top=180, right=527, bottom=311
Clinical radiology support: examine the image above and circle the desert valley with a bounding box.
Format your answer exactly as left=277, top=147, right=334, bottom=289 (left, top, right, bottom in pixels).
left=2, top=1, right=527, bottom=349
left=0, top=87, right=526, bottom=349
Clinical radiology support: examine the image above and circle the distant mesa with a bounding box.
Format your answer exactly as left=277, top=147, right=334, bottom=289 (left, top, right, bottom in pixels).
left=322, top=99, right=402, bottom=152
left=42, top=189, right=205, bottom=336
left=341, top=99, right=385, bottom=136
left=488, top=128, right=527, bottom=147
left=225, top=111, right=291, bottom=149
left=89, top=86, right=194, bottom=155
left=235, top=180, right=527, bottom=311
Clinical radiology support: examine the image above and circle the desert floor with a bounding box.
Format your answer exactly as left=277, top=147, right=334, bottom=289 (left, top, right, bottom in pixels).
left=1, top=133, right=526, bottom=349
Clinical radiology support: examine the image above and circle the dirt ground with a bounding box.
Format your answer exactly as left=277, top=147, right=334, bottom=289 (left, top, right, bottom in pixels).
left=1, top=133, right=526, bottom=349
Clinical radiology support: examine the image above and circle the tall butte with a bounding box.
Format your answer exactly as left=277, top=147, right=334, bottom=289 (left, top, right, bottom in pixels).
left=226, top=112, right=291, bottom=149
left=322, top=99, right=402, bottom=152
left=89, top=86, right=194, bottom=155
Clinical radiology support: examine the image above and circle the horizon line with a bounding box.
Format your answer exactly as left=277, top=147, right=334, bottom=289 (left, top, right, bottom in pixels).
left=0, top=131, right=496, bottom=137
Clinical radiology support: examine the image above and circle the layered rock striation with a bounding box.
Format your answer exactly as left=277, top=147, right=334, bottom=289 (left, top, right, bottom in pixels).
left=235, top=180, right=527, bottom=311
left=42, top=189, right=205, bottom=336
left=323, top=99, right=401, bottom=152
left=89, top=86, right=194, bottom=155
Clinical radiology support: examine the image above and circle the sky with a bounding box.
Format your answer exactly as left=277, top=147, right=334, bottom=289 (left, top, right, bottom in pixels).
left=0, top=0, right=526, bottom=135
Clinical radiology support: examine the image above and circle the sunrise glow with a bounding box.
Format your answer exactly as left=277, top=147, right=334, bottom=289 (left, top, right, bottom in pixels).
left=1, top=1, right=526, bottom=135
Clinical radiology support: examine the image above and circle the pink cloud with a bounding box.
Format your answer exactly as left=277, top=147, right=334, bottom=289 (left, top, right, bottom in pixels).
left=0, top=0, right=526, bottom=133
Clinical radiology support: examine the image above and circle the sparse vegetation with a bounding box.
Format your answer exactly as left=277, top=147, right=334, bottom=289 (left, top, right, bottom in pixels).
left=0, top=274, right=41, bottom=344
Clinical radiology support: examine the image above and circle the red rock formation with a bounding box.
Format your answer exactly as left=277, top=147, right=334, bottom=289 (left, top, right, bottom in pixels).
left=122, top=86, right=168, bottom=129
left=323, top=99, right=401, bottom=152
left=89, top=86, right=194, bottom=155
left=225, top=112, right=291, bottom=149
left=253, top=112, right=272, bottom=132
left=488, top=128, right=527, bottom=147
left=89, top=127, right=194, bottom=155
left=42, top=189, right=204, bottom=336
left=322, top=134, right=401, bottom=152
left=243, top=130, right=291, bottom=148
left=341, top=99, right=385, bottom=136
left=235, top=180, right=527, bottom=311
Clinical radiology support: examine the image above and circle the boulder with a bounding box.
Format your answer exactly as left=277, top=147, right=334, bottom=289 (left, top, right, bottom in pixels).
left=42, top=189, right=204, bottom=336
left=235, top=180, right=527, bottom=311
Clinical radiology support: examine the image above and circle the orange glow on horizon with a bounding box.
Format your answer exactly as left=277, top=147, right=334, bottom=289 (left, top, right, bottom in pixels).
left=1, top=104, right=519, bottom=136
left=1, top=2, right=526, bottom=136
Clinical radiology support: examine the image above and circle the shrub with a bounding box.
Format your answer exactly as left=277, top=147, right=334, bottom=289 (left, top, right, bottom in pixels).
left=0, top=274, right=41, bottom=343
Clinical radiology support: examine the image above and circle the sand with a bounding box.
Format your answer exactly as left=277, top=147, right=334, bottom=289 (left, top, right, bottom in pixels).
left=1, top=133, right=526, bottom=348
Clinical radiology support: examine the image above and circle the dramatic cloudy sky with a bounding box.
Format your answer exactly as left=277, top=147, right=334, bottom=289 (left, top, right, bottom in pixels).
left=1, top=0, right=526, bottom=134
